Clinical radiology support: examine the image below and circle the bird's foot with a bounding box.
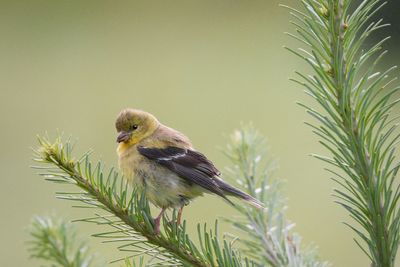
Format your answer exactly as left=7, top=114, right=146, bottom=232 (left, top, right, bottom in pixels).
left=153, top=208, right=166, bottom=235
left=153, top=216, right=161, bottom=235
left=168, top=207, right=184, bottom=226
left=177, top=206, right=183, bottom=225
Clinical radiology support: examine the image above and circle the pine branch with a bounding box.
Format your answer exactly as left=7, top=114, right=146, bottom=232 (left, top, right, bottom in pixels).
left=285, top=0, right=400, bottom=266
left=32, top=136, right=253, bottom=267
left=28, top=216, right=97, bottom=267
left=222, top=125, right=329, bottom=267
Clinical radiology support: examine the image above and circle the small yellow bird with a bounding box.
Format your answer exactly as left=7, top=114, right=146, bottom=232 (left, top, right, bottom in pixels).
left=115, top=108, right=262, bottom=234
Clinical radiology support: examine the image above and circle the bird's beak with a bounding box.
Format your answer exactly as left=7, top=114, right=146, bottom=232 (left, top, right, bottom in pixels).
left=117, top=131, right=131, bottom=143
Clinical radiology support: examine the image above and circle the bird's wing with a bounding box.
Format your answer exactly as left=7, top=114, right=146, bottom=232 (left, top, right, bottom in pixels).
left=137, top=146, right=230, bottom=199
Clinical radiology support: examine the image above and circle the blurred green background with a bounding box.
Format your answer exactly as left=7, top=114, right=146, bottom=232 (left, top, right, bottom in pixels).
left=1, top=1, right=399, bottom=266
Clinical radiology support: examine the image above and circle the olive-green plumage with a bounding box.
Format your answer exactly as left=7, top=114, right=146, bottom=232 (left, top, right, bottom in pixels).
left=115, top=108, right=262, bottom=234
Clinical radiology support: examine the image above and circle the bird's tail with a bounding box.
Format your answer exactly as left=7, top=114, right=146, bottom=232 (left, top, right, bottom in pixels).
left=215, top=179, right=264, bottom=209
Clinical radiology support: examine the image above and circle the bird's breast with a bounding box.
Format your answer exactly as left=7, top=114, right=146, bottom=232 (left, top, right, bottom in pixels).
left=117, top=145, right=142, bottom=183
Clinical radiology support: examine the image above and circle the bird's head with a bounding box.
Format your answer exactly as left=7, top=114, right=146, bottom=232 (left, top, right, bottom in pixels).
left=115, top=109, right=159, bottom=145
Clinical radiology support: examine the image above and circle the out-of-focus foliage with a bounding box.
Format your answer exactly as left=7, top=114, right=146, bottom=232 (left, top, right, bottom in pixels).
left=28, top=216, right=98, bottom=267
left=223, top=126, right=329, bottom=267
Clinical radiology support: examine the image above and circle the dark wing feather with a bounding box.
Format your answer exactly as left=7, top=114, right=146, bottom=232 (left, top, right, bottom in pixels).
left=137, top=146, right=230, bottom=200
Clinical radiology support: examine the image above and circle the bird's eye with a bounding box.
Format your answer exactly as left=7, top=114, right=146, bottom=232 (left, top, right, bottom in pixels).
left=131, top=124, right=138, bottom=131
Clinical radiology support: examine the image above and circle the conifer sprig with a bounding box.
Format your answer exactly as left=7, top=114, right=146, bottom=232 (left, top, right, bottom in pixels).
left=28, top=216, right=97, bottom=267
left=285, top=0, right=400, bottom=265
left=222, top=126, right=329, bottom=267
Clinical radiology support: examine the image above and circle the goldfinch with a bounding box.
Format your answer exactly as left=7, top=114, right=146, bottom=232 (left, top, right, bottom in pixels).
left=115, top=108, right=262, bottom=234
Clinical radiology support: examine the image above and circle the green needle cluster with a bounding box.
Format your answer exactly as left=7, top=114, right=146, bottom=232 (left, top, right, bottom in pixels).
left=28, top=216, right=96, bottom=267
left=222, top=126, right=329, bottom=267
left=285, top=1, right=400, bottom=266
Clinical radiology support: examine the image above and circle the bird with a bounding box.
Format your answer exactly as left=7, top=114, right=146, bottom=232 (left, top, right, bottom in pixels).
left=115, top=108, right=263, bottom=234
